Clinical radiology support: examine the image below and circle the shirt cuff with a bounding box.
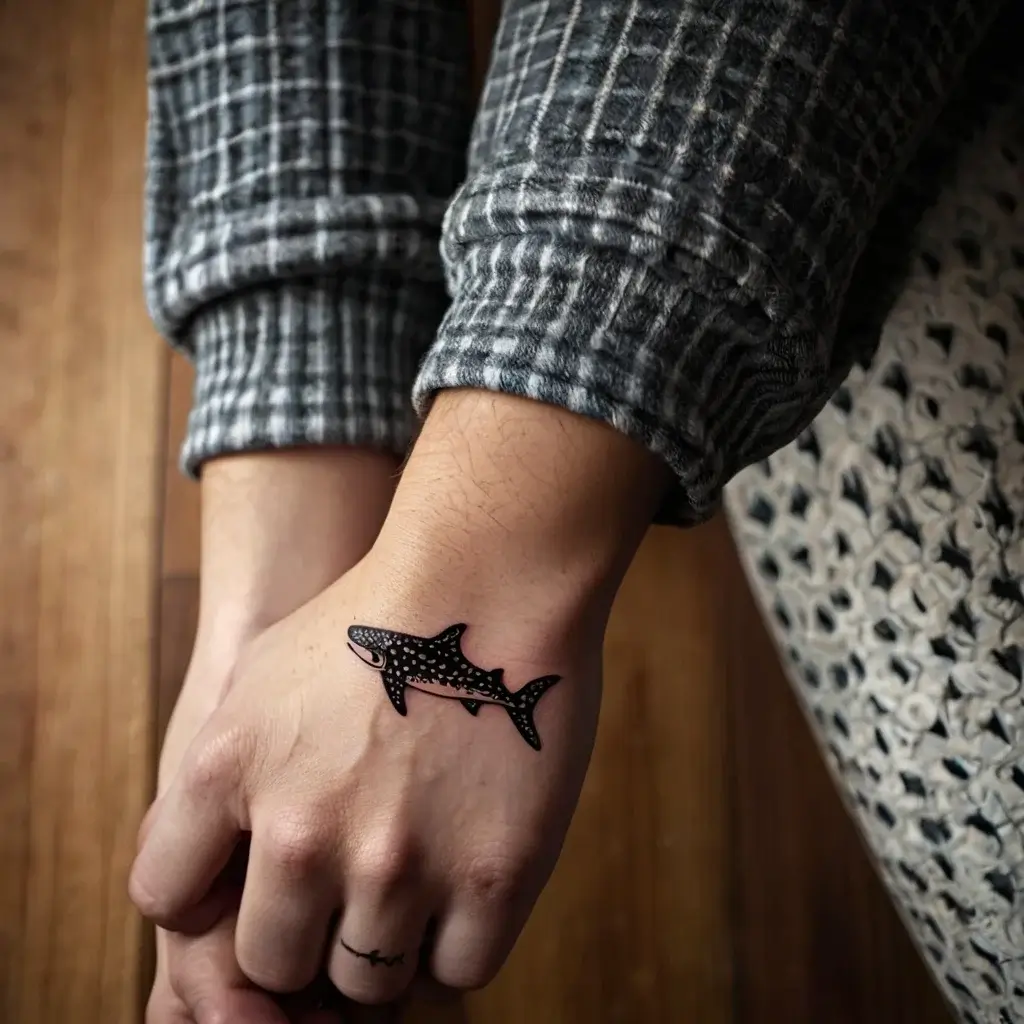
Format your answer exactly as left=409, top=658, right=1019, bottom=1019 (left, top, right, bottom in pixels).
left=183, top=273, right=448, bottom=476
left=413, top=168, right=829, bottom=525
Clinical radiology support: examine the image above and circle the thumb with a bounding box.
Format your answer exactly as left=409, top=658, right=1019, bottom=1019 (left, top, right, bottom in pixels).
left=194, top=988, right=291, bottom=1024
left=137, top=796, right=163, bottom=852
left=175, top=909, right=290, bottom=1024
left=130, top=733, right=244, bottom=929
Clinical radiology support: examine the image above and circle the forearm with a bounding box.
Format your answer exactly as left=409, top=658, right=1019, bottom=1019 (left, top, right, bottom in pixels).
left=195, top=448, right=400, bottom=656
left=366, top=390, right=668, bottom=636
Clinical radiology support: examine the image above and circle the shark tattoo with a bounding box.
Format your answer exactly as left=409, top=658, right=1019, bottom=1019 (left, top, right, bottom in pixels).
left=338, top=938, right=405, bottom=968
left=346, top=623, right=561, bottom=751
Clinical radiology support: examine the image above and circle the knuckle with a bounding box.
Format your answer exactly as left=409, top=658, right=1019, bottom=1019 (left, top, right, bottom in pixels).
left=461, top=854, right=519, bottom=908
left=351, top=833, right=415, bottom=892
left=261, top=809, right=331, bottom=875
left=129, top=871, right=181, bottom=926
left=192, top=1003, right=229, bottom=1024
left=180, top=731, right=244, bottom=801
left=190, top=1000, right=231, bottom=1024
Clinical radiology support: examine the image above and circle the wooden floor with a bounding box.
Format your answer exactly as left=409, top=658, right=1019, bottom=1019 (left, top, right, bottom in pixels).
left=0, top=0, right=953, bottom=1021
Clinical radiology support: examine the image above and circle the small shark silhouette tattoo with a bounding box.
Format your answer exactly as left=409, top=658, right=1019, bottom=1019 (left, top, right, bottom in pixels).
left=347, top=623, right=561, bottom=751
left=339, top=937, right=405, bottom=967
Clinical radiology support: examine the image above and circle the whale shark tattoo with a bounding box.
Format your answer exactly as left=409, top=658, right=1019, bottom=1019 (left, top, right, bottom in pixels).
left=346, top=623, right=561, bottom=750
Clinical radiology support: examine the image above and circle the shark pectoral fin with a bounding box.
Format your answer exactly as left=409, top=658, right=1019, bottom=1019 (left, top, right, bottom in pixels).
left=461, top=700, right=481, bottom=715
left=384, top=675, right=407, bottom=716
left=505, top=707, right=541, bottom=751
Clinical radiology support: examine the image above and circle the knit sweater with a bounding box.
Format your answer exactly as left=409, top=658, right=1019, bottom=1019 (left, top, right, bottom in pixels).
left=145, top=0, right=1012, bottom=524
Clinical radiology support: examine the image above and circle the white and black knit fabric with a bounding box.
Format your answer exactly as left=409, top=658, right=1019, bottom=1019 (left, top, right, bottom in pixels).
left=146, top=0, right=1011, bottom=524
left=725, top=75, right=1024, bottom=1023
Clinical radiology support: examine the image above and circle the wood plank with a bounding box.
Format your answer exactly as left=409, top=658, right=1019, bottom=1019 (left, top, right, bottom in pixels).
left=0, top=0, right=164, bottom=1020
left=157, top=576, right=201, bottom=750
left=162, top=355, right=200, bottom=578
left=724, top=530, right=953, bottom=1023
left=0, top=0, right=68, bottom=1017
left=461, top=523, right=734, bottom=1024
left=144, top=573, right=201, bottom=998
left=150, top=349, right=200, bottom=991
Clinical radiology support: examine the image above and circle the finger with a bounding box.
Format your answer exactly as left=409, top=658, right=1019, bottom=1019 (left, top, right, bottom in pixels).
left=169, top=914, right=291, bottom=1024
left=327, top=895, right=428, bottom=1005
left=403, top=921, right=462, bottom=1006
left=428, top=900, right=522, bottom=991
left=135, top=845, right=244, bottom=937
left=138, top=797, right=162, bottom=852
left=195, top=988, right=291, bottom=1024
left=235, top=810, right=337, bottom=992
left=130, top=736, right=244, bottom=927
left=146, top=955, right=193, bottom=1024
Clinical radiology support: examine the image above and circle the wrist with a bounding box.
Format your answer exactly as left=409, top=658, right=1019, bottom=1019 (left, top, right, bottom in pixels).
left=193, top=447, right=399, bottom=653
left=367, top=390, right=668, bottom=630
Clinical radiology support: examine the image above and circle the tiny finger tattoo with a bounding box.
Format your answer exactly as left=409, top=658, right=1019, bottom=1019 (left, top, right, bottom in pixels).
left=339, top=937, right=405, bottom=967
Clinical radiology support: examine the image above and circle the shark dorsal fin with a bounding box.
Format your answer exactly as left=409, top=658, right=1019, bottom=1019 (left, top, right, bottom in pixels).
left=433, top=623, right=467, bottom=646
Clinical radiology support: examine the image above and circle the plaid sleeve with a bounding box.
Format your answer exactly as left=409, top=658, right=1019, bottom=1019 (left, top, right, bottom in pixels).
left=146, top=0, right=472, bottom=475
left=414, top=0, right=1007, bottom=524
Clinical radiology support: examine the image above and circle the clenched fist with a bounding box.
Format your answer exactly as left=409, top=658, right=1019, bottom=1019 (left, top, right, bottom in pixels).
left=133, top=390, right=667, bottom=1006
left=132, top=549, right=601, bottom=1003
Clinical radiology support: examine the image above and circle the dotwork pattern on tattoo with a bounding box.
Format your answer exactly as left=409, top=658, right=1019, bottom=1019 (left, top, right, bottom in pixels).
left=347, top=623, right=561, bottom=750
left=339, top=938, right=405, bottom=968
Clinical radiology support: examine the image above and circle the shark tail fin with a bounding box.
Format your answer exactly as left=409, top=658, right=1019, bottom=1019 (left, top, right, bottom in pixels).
left=505, top=675, right=561, bottom=751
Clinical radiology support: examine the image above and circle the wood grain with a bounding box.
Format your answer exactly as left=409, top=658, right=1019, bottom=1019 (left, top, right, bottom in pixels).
left=0, top=0, right=163, bottom=1021
left=0, top=0, right=64, bottom=1013
left=162, top=356, right=200, bottom=580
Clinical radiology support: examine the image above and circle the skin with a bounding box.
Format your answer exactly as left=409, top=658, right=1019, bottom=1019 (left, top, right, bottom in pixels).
left=148, top=448, right=400, bottom=1024
left=136, top=389, right=668, bottom=1010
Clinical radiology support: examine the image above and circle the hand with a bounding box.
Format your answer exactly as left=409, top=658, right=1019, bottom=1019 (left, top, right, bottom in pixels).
left=146, top=448, right=399, bottom=1024
left=132, top=391, right=668, bottom=1006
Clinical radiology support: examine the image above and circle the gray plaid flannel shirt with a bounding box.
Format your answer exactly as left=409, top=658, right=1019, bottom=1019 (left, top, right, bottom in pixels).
left=146, top=0, right=1011, bottom=524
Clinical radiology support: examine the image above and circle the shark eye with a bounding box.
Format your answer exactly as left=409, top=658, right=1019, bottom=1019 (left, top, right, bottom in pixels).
left=369, top=650, right=386, bottom=667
